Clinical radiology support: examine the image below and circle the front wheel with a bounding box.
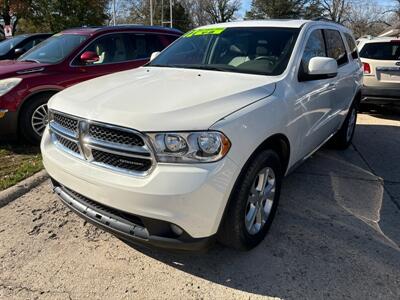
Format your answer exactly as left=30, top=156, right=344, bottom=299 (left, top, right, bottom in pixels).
left=218, top=149, right=282, bottom=250
left=19, top=94, right=51, bottom=144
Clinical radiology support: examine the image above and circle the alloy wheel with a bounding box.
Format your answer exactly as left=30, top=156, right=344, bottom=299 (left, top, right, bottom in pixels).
left=245, top=167, right=276, bottom=235
left=31, top=103, right=49, bottom=137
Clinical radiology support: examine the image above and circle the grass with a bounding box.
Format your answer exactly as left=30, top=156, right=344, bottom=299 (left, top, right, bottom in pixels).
left=0, top=142, right=43, bottom=191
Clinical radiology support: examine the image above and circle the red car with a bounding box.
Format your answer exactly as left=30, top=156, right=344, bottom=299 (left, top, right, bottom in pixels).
left=0, top=26, right=181, bottom=143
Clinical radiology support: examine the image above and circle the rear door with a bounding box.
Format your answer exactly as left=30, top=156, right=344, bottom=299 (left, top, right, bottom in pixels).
left=323, top=29, right=359, bottom=129
left=359, top=40, right=400, bottom=88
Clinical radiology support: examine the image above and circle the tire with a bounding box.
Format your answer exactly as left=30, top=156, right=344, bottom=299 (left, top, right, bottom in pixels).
left=218, top=149, right=282, bottom=250
left=19, top=94, right=52, bottom=144
left=329, top=103, right=358, bottom=149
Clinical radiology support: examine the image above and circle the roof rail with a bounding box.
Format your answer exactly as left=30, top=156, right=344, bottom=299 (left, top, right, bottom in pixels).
left=312, top=17, right=340, bottom=25
left=360, top=35, right=374, bottom=40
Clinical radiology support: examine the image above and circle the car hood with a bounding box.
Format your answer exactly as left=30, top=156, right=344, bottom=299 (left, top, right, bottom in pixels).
left=49, top=67, right=277, bottom=131
left=0, top=60, right=48, bottom=77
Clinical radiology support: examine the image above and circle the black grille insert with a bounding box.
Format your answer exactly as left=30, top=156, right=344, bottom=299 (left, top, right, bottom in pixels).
left=89, top=125, right=145, bottom=147
left=92, top=149, right=152, bottom=172
left=53, top=113, right=78, bottom=133
left=55, top=134, right=80, bottom=154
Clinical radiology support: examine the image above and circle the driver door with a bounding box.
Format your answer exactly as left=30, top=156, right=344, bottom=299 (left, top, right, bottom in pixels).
left=293, top=29, right=338, bottom=158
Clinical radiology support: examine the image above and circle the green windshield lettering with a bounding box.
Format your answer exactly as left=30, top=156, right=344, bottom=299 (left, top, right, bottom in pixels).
left=183, top=28, right=226, bottom=38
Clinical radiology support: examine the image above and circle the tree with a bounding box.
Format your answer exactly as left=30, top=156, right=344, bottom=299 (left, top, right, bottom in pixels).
left=126, top=0, right=192, bottom=31
left=320, top=0, right=350, bottom=23
left=246, top=0, right=322, bottom=19
left=107, top=0, right=133, bottom=25
left=27, top=0, right=108, bottom=33
left=346, top=0, right=390, bottom=38
left=203, top=0, right=241, bottom=23
left=169, top=2, right=192, bottom=32
left=0, top=0, right=30, bottom=37
left=180, top=0, right=212, bottom=26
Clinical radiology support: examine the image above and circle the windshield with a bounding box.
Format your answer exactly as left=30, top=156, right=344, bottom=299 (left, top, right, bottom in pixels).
left=148, top=27, right=300, bottom=76
left=360, top=42, right=400, bottom=60
left=0, top=36, right=25, bottom=55
left=18, top=34, right=88, bottom=64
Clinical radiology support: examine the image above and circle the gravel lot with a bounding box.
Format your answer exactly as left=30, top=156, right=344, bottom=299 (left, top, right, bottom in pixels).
left=0, top=112, right=399, bottom=300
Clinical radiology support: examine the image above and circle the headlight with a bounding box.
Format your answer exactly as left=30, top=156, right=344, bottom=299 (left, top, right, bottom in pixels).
left=0, top=78, right=22, bottom=97
left=147, top=131, right=231, bottom=163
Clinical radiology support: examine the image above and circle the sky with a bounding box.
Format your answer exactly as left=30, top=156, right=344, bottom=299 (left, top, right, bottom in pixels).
left=238, top=0, right=398, bottom=17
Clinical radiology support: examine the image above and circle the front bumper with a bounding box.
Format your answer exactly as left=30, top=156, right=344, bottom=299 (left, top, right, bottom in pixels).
left=41, top=128, right=240, bottom=248
left=362, top=86, right=400, bottom=104
left=52, top=181, right=214, bottom=251
left=0, top=109, right=18, bottom=140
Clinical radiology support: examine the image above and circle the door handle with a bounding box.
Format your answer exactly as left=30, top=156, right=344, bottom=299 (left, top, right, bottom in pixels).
left=327, top=83, right=336, bottom=88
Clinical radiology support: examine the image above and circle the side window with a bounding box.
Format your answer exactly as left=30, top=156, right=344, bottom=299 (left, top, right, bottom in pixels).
left=324, top=29, right=348, bottom=66
left=301, top=29, right=326, bottom=73
left=159, top=35, right=179, bottom=47
left=18, top=39, right=34, bottom=51
left=32, top=37, right=46, bottom=47
left=344, top=33, right=359, bottom=60
left=126, top=33, right=164, bottom=60
left=76, top=33, right=131, bottom=65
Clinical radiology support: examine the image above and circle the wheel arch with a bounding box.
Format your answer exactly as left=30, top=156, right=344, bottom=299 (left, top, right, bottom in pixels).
left=217, top=132, right=291, bottom=241
left=18, top=90, right=60, bottom=113
left=251, top=133, right=291, bottom=176
left=17, top=90, right=61, bottom=141
left=17, top=89, right=60, bottom=121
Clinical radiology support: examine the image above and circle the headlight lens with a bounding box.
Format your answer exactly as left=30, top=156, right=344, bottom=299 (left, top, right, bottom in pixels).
left=0, top=78, right=22, bottom=97
left=147, top=131, right=231, bottom=163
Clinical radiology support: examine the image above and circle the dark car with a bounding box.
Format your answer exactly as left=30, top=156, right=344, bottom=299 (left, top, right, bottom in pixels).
left=0, top=26, right=181, bottom=143
left=0, top=33, right=52, bottom=60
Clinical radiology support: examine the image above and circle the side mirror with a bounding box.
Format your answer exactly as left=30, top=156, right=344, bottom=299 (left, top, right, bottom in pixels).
left=14, top=48, right=25, bottom=57
left=308, top=57, right=338, bottom=76
left=80, top=51, right=99, bottom=64
left=150, top=51, right=160, bottom=61
left=299, top=57, right=338, bottom=81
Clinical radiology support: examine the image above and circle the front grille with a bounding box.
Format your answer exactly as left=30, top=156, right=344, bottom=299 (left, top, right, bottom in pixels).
left=89, top=125, right=144, bottom=147
left=92, top=149, right=152, bottom=172
left=54, top=134, right=80, bottom=154
left=53, top=113, right=78, bottom=133
left=49, top=111, right=154, bottom=176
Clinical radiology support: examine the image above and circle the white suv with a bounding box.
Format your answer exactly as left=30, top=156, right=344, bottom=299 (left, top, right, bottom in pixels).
left=357, top=36, right=400, bottom=104
left=41, top=20, right=362, bottom=251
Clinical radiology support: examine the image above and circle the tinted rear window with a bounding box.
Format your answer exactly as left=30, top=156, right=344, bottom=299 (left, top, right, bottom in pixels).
left=359, top=42, right=400, bottom=60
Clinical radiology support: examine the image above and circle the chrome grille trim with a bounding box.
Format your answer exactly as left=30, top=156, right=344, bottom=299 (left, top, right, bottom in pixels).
left=49, top=110, right=155, bottom=176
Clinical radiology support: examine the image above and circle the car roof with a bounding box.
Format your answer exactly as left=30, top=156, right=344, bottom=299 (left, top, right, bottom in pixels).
left=199, top=19, right=311, bottom=29
left=197, top=19, right=349, bottom=30
left=61, top=25, right=182, bottom=36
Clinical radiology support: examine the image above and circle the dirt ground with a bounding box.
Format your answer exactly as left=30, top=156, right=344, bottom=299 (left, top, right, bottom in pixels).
left=0, top=112, right=399, bottom=299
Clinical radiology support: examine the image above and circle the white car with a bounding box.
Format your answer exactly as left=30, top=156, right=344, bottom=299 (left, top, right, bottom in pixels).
left=41, top=20, right=362, bottom=251
left=357, top=36, right=400, bottom=105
